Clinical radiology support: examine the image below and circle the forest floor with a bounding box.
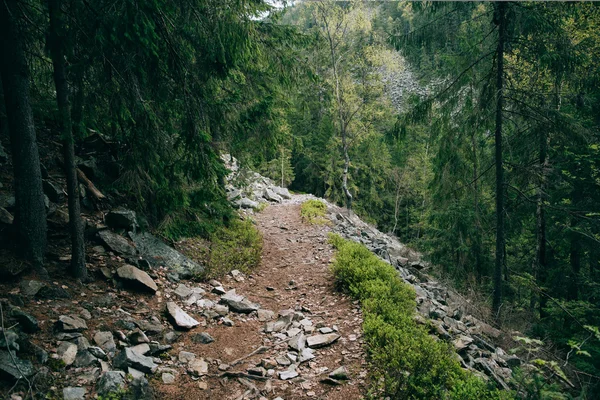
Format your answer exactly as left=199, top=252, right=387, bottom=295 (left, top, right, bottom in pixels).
left=153, top=201, right=368, bottom=399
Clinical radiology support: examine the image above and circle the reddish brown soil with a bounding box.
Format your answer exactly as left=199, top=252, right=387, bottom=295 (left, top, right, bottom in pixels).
left=154, top=203, right=368, bottom=400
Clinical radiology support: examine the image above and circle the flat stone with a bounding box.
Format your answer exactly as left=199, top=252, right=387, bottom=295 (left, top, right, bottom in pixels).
left=174, top=284, right=193, bottom=299
left=56, top=315, right=88, bottom=332
left=318, top=327, right=333, bottom=334
left=98, top=230, right=136, bottom=256
left=20, top=280, right=45, bottom=296
left=220, top=290, right=259, bottom=314
left=306, top=333, right=340, bottom=349
left=257, top=309, right=274, bottom=322
left=453, top=335, right=474, bottom=351
left=105, top=208, right=137, bottom=231
left=63, top=387, right=86, bottom=400
left=96, top=371, right=126, bottom=396
left=94, top=331, right=116, bottom=355
left=278, top=367, right=298, bottom=380
left=0, top=351, right=34, bottom=379
left=214, top=304, right=229, bottom=316
left=191, top=332, right=214, bottom=344
left=166, top=302, right=199, bottom=329
left=298, top=347, right=315, bottom=363
left=129, top=329, right=150, bottom=344
left=287, top=328, right=301, bottom=337
left=276, top=356, right=291, bottom=366
left=117, top=265, right=158, bottom=293
left=130, top=343, right=151, bottom=356
left=178, top=351, right=196, bottom=363
left=88, top=346, right=108, bottom=360
left=188, top=358, right=208, bottom=376
left=128, top=367, right=145, bottom=379
left=73, top=349, right=98, bottom=368
left=288, top=333, right=305, bottom=352
left=113, top=347, right=158, bottom=374
left=162, top=372, right=175, bottom=384
left=57, top=342, right=78, bottom=366
left=10, top=308, right=39, bottom=333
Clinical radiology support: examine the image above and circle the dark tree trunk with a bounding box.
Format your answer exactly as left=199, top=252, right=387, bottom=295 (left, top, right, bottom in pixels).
left=48, top=0, right=87, bottom=280
left=0, top=0, right=47, bottom=270
left=492, top=1, right=506, bottom=319
left=567, top=186, right=582, bottom=301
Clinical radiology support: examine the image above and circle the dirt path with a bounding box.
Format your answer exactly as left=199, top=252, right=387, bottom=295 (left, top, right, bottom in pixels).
left=155, top=202, right=367, bottom=400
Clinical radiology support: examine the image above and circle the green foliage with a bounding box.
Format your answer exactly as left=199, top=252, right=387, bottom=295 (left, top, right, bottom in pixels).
left=328, top=234, right=510, bottom=399
left=97, top=389, right=129, bottom=400
left=201, top=218, right=263, bottom=279
left=300, top=200, right=328, bottom=224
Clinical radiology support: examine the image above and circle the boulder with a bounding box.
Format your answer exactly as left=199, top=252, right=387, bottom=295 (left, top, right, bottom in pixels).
left=130, top=232, right=203, bottom=278
left=98, top=230, right=136, bottom=256
left=166, top=302, right=199, bottom=329
left=62, top=387, right=86, bottom=400
left=191, top=332, right=214, bottom=344
left=0, top=207, right=13, bottom=225
left=10, top=308, right=39, bottom=333
left=329, top=366, right=349, bottom=380
left=0, top=350, right=34, bottom=379
left=57, top=342, right=78, bottom=366
left=263, top=188, right=282, bottom=202
left=128, top=377, right=155, bottom=400
left=116, top=265, right=157, bottom=293
left=105, top=208, right=138, bottom=231
left=234, top=198, right=259, bottom=209
left=271, top=186, right=292, bottom=199
left=96, top=371, right=126, bottom=396
left=94, top=331, right=117, bottom=355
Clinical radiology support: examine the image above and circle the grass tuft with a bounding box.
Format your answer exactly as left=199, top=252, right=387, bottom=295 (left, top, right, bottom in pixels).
left=300, top=199, right=328, bottom=224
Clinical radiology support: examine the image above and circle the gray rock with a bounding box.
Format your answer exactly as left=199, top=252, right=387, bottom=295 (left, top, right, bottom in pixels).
left=257, top=309, right=274, bottom=322
left=306, top=333, right=340, bottom=349
left=452, top=335, right=474, bottom=352
left=129, top=329, right=149, bottom=344
left=0, top=331, right=19, bottom=352
left=329, top=366, right=349, bottom=380
left=263, top=188, right=282, bottom=202
left=20, top=280, right=45, bottom=296
left=148, top=343, right=172, bottom=356
left=188, top=358, right=208, bottom=376
left=56, top=315, right=88, bottom=332
left=298, top=347, right=315, bottom=363
left=174, top=284, right=193, bottom=299
left=73, top=349, right=98, bottom=368
left=88, top=346, right=108, bottom=360
left=191, top=332, right=214, bottom=344
left=220, top=290, right=259, bottom=314
left=136, top=320, right=164, bottom=335
left=36, top=285, right=71, bottom=299
left=128, top=367, right=145, bottom=379
left=276, top=356, right=291, bottom=366
left=130, top=232, right=203, bottom=279
left=117, top=265, right=158, bottom=293
left=288, top=333, right=305, bottom=352
left=43, top=180, right=64, bottom=203
left=105, top=208, right=138, bottom=231
left=271, top=186, right=292, bottom=199
left=98, top=230, right=137, bottom=256
left=130, top=343, right=151, bottom=356
left=129, top=377, right=155, bottom=400
left=57, top=342, right=78, bottom=366
left=278, top=367, right=298, bottom=380
left=166, top=302, right=199, bottom=329
left=94, top=331, right=116, bottom=355
left=162, top=372, right=175, bottom=384
left=0, top=350, right=34, bottom=379
left=178, top=351, right=196, bottom=363
left=235, top=198, right=259, bottom=209
left=62, top=387, right=86, bottom=400
left=0, top=207, right=13, bottom=225
left=96, top=371, right=126, bottom=396
left=113, top=347, right=157, bottom=374
left=221, top=317, right=234, bottom=327
left=214, top=304, right=229, bottom=316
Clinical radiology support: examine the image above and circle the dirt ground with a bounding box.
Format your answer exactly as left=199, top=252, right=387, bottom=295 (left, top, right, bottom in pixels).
left=154, top=202, right=368, bottom=400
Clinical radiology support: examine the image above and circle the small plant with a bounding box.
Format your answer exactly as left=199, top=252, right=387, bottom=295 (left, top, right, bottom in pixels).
left=255, top=202, right=268, bottom=213
left=300, top=199, right=328, bottom=224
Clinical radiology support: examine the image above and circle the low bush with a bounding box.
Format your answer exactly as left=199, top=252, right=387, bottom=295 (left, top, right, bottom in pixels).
left=300, top=199, right=328, bottom=224
left=328, top=234, right=511, bottom=400
left=203, top=218, right=263, bottom=279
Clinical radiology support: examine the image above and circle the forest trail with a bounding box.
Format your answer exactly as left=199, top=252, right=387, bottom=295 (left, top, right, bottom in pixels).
left=155, top=201, right=368, bottom=399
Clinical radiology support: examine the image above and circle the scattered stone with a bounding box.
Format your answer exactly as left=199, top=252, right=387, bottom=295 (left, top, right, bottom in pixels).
left=221, top=317, right=234, bottom=327
left=113, top=347, right=158, bottom=374
left=191, top=332, right=214, bottom=344
left=248, top=367, right=266, bottom=377
left=56, top=315, right=88, bottom=332
left=166, top=301, right=199, bottom=329
left=298, top=348, right=315, bottom=363
left=235, top=198, right=259, bottom=209
left=162, top=372, right=175, bottom=384
left=453, top=335, right=474, bottom=352
left=10, top=308, right=39, bottom=333
left=318, top=327, right=333, bottom=334
left=105, top=208, right=137, bottom=231
left=129, top=367, right=145, bottom=379
left=20, top=280, right=45, bottom=296
left=306, top=333, right=340, bottom=349
left=73, top=349, right=98, bottom=368
left=289, top=333, right=305, bottom=352
left=98, top=230, right=137, bottom=256
left=278, top=367, right=298, bottom=380
left=88, top=346, right=108, bottom=360
left=62, top=387, right=86, bottom=400
left=257, top=309, right=274, bottom=322
left=130, top=232, right=203, bottom=278
left=129, top=329, right=150, bottom=344
left=220, top=290, right=259, bottom=313
left=57, top=342, right=78, bottom=366
left=117, top=264, right=158, bottom=293
left=94, top=331, right=116, bottom=355
left=276, top=356, right=291, bottom=366
left=174, top=284, right=193, bottom=299
left=329, top=366, right=349, bottom=380
left=130, top=343, right=151, bottom=356
left=188, top=358, right=208, bottom=376
left=96, top=371, right=126, bottom=396
left=129, top=377, right=155, bottom=400
left=148, top=343, right=172, bottom=356
left=0, top=350, right=34, bottom=379
left=214, top=304, right=229, bottom=316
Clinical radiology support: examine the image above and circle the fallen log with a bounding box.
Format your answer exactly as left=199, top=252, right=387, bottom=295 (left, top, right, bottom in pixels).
left=77, top=168, right=106, bottom=200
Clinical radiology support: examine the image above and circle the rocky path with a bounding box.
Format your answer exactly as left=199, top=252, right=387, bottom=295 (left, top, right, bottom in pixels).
left=155, top=201, right=367, bottom=400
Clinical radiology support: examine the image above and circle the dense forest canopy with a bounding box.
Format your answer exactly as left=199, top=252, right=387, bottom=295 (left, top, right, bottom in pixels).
left=1, top=0, right=600, bottom=398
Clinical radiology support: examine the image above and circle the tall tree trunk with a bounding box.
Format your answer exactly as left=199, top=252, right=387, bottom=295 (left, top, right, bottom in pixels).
left=471, top=129, right=483, bottom=282
left=0, top=0, right=47, bottom=271
left=48, top=0, right=87, bottom=280
left=492, top=1, right=506, bottom=319
left=567, top=186, right=582, bottom=301
left=531, top=127, right=548, bottom=312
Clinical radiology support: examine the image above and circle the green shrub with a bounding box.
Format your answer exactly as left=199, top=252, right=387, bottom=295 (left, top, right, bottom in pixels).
left=300, top=199, right=328, bottom=224
left=202, top=218, right=263, bottom=279
left=328, top=234, right=512, bottom=400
